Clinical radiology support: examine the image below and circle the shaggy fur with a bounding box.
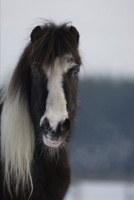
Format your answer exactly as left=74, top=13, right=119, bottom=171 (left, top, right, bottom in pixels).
left=0, top=21, right=81, bottom=200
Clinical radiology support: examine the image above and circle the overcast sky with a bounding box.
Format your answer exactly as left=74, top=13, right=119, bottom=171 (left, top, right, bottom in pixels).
left=1, top=0, right=134, bottom=81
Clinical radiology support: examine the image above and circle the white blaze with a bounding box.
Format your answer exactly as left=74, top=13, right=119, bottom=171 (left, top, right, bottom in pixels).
left=40, top=58, right=69, bottom=130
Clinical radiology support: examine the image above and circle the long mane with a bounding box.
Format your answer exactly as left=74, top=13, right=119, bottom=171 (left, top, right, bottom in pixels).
left=0, top=21, right=81, bottom=195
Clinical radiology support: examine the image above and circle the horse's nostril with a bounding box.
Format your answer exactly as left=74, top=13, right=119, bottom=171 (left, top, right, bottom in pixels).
left=40, top=118, right=51, bottom=132
left=40, top=117, right=70, bottom=134
left=43, top=117, right=49, bottom=126
left=61, top=118, right=70, bottom=132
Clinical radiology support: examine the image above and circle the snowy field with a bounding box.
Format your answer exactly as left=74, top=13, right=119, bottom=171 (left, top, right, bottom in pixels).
left=66, top=180, right=134, bottom=200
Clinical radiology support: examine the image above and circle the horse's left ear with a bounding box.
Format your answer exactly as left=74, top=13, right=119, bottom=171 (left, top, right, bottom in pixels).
left=31, top=26, right=43, bottom=43
left=69, top=26, right=80, bottom=45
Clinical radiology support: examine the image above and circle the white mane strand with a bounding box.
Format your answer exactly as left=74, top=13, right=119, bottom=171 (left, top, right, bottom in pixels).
left=1, top=90, right=35, bottom=193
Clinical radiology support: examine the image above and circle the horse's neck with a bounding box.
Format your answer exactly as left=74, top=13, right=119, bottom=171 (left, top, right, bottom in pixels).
left=34, top=147, right=68, bottom=166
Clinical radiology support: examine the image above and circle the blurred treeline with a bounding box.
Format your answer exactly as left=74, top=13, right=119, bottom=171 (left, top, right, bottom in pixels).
left=70, top=79, right=134, bottom=180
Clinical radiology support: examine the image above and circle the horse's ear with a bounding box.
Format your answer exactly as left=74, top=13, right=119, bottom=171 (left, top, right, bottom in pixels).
left=31, top=26, right=43, bottom=43
left=69, top=26, right=80, bottom=45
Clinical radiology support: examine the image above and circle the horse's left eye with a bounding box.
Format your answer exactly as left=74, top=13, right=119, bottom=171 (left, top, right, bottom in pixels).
left=72, top=69, right=80, bottom=77
left=67, top=67, right=80, bottom=78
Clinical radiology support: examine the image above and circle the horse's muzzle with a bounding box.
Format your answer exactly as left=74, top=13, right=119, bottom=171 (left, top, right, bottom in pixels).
left=41, top=118, right=70, bottom=147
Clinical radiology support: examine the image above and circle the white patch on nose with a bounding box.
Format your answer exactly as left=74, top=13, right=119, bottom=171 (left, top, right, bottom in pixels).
left=40, top=57, right=71, bottom=131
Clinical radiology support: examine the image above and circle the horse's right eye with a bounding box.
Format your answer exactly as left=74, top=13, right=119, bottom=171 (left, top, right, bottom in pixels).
left=31, top=67, right=39, bottom=77
left=32, top=68, right=38, bottom=74
left=31, top=62, right=40, bottom=74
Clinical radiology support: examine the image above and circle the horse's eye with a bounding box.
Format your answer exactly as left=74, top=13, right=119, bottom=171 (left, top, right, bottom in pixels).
left=31, top=62, right=40, bottom=75
left=31, top=67, right=39, bottom=77
left=32, top=68, right=38, bottom=73
left=72, top=69, right=80, bottom=77
left=67, top=67, right=80, bottom=78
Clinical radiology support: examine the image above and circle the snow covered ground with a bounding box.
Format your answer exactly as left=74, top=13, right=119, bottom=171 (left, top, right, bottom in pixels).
left=66, top=180, right=134, bottom=200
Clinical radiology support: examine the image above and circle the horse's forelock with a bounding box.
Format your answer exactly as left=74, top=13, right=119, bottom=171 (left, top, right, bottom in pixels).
left=29, top=22, right=81, bottom=67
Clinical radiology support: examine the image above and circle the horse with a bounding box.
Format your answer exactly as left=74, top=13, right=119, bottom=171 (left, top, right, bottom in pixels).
left=0, top=21, right=81, bottom=200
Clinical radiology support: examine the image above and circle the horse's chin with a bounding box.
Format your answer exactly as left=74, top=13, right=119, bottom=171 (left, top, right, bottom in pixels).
left=43, top=135, right=63, bottom=148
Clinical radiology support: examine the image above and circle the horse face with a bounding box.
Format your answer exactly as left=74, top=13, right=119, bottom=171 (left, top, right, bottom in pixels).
left=30, top=56, right=80, bottom=148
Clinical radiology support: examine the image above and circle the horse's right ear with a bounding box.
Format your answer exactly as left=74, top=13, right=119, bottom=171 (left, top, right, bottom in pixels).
left=31, top=26, right=43, bottom=43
